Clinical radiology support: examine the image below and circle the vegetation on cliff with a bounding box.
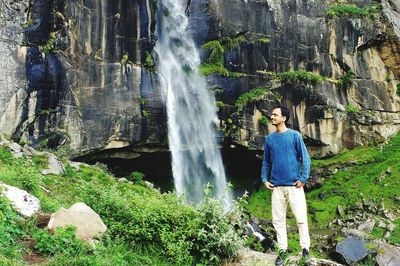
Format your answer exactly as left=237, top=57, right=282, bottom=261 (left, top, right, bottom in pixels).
left=0, top=144, right=243, bottom=265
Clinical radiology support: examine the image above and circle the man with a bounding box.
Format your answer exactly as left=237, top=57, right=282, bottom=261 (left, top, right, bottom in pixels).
left=261, top=104, right=311, bottom=266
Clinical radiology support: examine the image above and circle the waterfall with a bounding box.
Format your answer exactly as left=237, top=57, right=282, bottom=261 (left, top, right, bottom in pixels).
left=154, top=0, right=231, bottom=205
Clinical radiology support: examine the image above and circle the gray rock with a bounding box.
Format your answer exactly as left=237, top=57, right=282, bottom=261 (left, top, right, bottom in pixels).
left=357, top=219, right=375, bottom=233
left=375, top=241, right=400, bottom=266
left=341, top=228, right=372, bottom=240
left=387, top=223, right=395, bottom=232
left=22, top=145, right=38, bottom=156
left=337, top=205, right=346, bottom=218
left=118, top=178, right=128, bottom=182
left=41, top=154, right=64, bottom=175
left=383, top=231, right=391, bottom=239
left=335, top=236, right=368, bottom=265
left=0, top=182, right=40, bottom=218
left=9, top=142, right=23, bottom=158
left=378, top=220, right=387, bottom=229
left=47, top=202, right=107, bottom=241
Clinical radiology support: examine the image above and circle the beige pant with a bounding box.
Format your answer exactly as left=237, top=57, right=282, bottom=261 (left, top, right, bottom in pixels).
left=272, top=186, right=310, bottom=250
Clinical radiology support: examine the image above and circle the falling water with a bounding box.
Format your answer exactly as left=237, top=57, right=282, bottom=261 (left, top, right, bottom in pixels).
left=154, top=0, right=231, bottom=205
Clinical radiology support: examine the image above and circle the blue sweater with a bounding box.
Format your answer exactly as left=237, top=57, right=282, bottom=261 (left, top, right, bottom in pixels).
left=261, top=129, right=311, bottom=186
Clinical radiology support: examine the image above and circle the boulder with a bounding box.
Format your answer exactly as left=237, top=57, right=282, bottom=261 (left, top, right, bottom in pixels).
left=41, top=154, right=64, bottom=175
left=0, top=182, right=40, bottom=218
left=47, top=202, right=107, bottom=241
left=357, top=219, right=375, bottom=233
left=335, top=236, right=368, bottom=265
left=375, top=241, right=400, bottom=266
left=9, top=142, right=23, bottom=158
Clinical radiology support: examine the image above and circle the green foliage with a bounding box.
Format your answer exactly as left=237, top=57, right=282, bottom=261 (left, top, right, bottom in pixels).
left=258, top=115, right=269, bottom=127
left=345, top=103, right=358, bottom=113
left=0, top=196, right=24, bottom=246
left=33, top=226, right=86, bottom=256
left=276, top=70, right=324, bottom=85
left=120, top=53, right=129, bottom=64
left=327, top=2, right=381, bottom=19
left=235, top=87, right=270, bottom=111
left=337, top=70, right=355, bottom=89
left=216, top=101, right=225, bottom=109
left=257, top=37, right=271, bottom=43
left=220, top=35, right=248, bottom=50
left=388, top=219, right=400, bottom=245
left=130, top=171, right=145, bottom=183
left=200, top=40, right=246, bottom=77
left=396, top=84, right=400, bottom=97
left=40, top=32, right=57, bottom=53
left=144, top=51, right=154, bottom=72
left=21, top=18, right=33, bottom=28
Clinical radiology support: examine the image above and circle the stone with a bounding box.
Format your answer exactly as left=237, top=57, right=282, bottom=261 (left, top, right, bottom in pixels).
left=68, top=161, right=82, bottom=170
left=144, top=181, right=154, bottom=189
left=337, top=205, right=346, bottom=218
left=357, top=219, right=375, bottom=233
left=117, top=178, right=128, bottom=182
left=22, top=145, right=38, bottom=156
left=387, top=223, right=395, bottom=232
left=9, top=142, right=23, bottom=158
left=47, top=202, right=107, bottom=241
left=341, top=228, right=371, bottom=240
left=377, top=220, right=387, bottom=229
left=335, top=236, right=368, bottom=265
left=375, top=241, right=400, bottom=266
left=41, top=154, right=64, bottom=175
left=0, top=182, right=40, bottom=218
left=383, top=231, right=391, bottom=239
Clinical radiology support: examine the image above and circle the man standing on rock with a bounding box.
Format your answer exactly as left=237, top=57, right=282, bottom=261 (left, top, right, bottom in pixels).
left=261, top=104, right=311, bottom=266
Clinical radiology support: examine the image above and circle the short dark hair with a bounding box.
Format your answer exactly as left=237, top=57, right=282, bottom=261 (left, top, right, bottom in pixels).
left=273, top=104, right=290, bottom=123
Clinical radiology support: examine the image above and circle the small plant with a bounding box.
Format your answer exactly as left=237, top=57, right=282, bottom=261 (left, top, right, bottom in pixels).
left=276, top=70, right=324, bottom=85
left=130, top=171, right=145, bottom=183
left=337, top=70, right=355, bottom=90
left=258, top=115, right=269, bottom=127
left=142, top=110, right=149, bottom=118
left=257, top=37, right=272, bottom=43
left=40, top=32, right=58, bottom=53
left=216, top=101, right=225, bottom=109
left=235, top=87, right=270, bottom=111
left=120, top=52, right=129, bottom=64
left=33, top=226, right=87, bottom=256
left=144, top=51, right=154, bottom=72
left=346, top=104, right=358, bottom=113
left=327, top=2, right=381, bottom=19
left=21, top=18, right=33, bottom=28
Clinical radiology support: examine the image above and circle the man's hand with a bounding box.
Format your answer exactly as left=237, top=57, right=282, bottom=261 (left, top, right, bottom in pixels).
left=293, top=180, right=305, bottom=188
left=264, top=182, right=274, bottom=190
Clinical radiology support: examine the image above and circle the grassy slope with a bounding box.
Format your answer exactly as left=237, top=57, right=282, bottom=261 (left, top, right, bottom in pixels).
left=0, top=146, right=241, bottom=265
left=247, top=133, right=400, bottom=250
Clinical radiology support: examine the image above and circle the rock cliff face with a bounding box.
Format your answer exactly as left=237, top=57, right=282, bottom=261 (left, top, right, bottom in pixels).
left=1, top=0, right=400, bottom=158
left=0, top=0, right=165, bottom=158
left=195, top=0, right=400, bottom=156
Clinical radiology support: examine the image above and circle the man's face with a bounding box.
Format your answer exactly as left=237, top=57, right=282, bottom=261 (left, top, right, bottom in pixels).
left=270, top=108, right=286, bottom=126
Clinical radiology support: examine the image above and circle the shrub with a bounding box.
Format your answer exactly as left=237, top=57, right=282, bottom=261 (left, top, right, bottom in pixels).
left=337, top=71, right=355, bottom=89
left=33, top=226, right=87, bottom=256
left=276, top=70, right=324, bottom=85
left=259, top=115, right=269, bottom=127
left=235, top=87, right=270, bottom=111
left=327, top=2, right=381, bottom=19
left=396, top=84, right=400, bottom=97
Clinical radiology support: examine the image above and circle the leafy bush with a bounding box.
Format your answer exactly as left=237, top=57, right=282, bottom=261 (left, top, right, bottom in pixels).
left=235, top=87, right=270, bottom=111
left=259, top=115, right=269, bottom=127
left=396, top=84, right=400, bottom=97
left=345, top=103, right=358, bottom=113
left=33, top=226, right=87, bottom=256
left=327, top=2, right=381, bottom=19
left=276, top=70, right=324, bottom=85
left=0, top=196, right=24, bottom=246
left=337, top=70, right=355, bottom=89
